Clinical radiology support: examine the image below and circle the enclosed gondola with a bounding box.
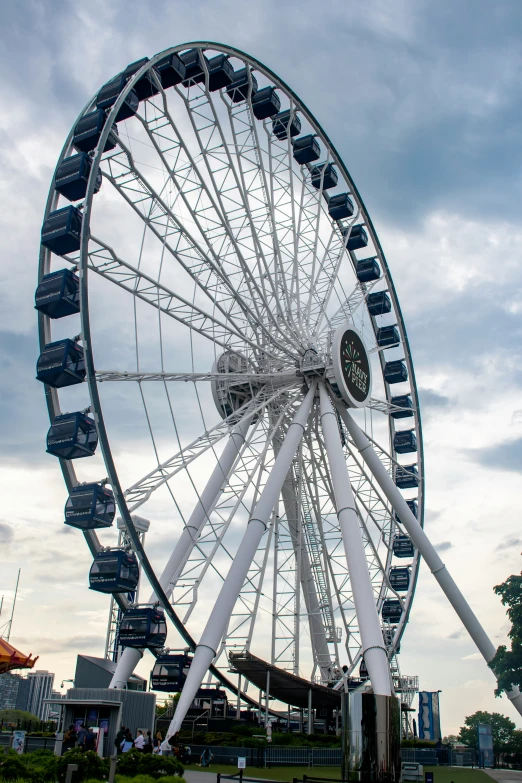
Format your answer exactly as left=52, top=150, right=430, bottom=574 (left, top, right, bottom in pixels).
left=390, top=394, right=414, bottom=419
left=54, top=153, right=102, bottom=203
left=367, top=290, right=391, bottom=316
left=393, top=534, right=415, bottom=559
left=356, top=257, right=381, bottom=283
left=89, top=548, right=139, bottom=593
left=310, top=162, right=338, bottom=190
left=382, top=599, right=403, bottom=621
left=65, top=483, right=115, bottom=530
left=41, top=206, right=83, bottom=257
left=122, top=58, right=160, bottom=100
left=272, top=109, right=301, bottom=140
left=151, top=653, right=192, bottom=692
left=394, top=464, right=419, bottom=490
left=119, top=606, right=167, bottom=648
left=226, top=68, right=258, bottom=102
left=35, top=268, right=80, bottom=319
left=252, top=86, right=281, bottom=120
left=96, top=75, right=139, bottom=122
left=376, top=325, right=400, bottom=348
left=46, top=411, right=98, bottom=460
left=384, top=360, right=408, bottom=385
left=389, top=566, right=411, bottom=592
left=327, top=192, right=354, bottom=221
left=393, top=429, right=417, bottom=454
left=36, top=339, right=85, bottom=389
left=72, top=109, right=119, bottom=154
left=342, top=224, right=368, bottom=251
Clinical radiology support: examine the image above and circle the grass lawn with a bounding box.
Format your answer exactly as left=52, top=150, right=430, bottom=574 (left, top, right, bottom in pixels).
left=186, top=764, right=493, bottom=783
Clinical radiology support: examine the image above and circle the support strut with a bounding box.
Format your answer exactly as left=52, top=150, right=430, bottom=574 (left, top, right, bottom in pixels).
left=319, top=385, right=391, bottom=697
left=109, top=414, right=253, bottom=689
left=164, top=384, right=317, bottom=740
left=335, top=397, right=522, bottom=716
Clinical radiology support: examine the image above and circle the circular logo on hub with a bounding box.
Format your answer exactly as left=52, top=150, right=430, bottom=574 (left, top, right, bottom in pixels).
left=332, top=325, right=371, bottom=408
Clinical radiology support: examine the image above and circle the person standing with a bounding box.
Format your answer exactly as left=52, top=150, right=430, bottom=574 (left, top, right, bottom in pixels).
left=84, top=727, right=96, bottom=752
left=62, top=724, right=77, bottom=753
left=143, top=731, right=153, bottom=754
left=77, top=723, right=88, bottom=750
left=121, top=729, right=134, bottom=753
left=134, top=730, right=145, bottom=751
left=114, top=725, right=126, bottom=755
left=154, top=731, right=163, bottom=755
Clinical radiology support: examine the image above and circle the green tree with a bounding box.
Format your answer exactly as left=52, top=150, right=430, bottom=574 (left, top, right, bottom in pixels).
left=0, top=708, right=41, bottom=724
left=490, top=573, right=522, bottom=695
left=458, top=711, right=516, bottom=758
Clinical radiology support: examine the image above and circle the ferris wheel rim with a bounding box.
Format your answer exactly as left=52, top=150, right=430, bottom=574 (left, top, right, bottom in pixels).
left=38, top=41, right=424, bottom=693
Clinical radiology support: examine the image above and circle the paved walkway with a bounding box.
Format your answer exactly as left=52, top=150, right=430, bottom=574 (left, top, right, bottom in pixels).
left=483, top=771, right=522, bottom=783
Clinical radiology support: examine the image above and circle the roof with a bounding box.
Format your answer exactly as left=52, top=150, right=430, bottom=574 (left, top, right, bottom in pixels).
left=0, top=639, right=39, bottom=674
left=78, top=655, right=146, bottom=683
left=228, top=651, right=341, bottom=709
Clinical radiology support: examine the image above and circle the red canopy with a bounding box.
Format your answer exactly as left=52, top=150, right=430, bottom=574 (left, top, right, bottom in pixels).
left=0, top=639, right=39, bottom=674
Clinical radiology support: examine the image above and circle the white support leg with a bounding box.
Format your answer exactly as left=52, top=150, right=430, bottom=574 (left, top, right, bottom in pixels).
left=163, top=384, right=317, bottom=740
left=319, top=385, right=391, bottom=697
left=336, top=398, right=522, bottom=717
left=109, top=415, right=253, bottom=689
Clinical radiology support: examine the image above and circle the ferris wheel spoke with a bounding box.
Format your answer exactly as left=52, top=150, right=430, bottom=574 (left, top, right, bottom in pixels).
left=95, top=369, right=299, bottom=385
left=102, top=143, right=294, bottom=359
left=175, top=81, right=296, bottom=345
left=217, top=76, right=300, bottom=336
left=124, top=384, right=292, bottom=509
left=85, top=237, right=269, bottom=357
left=136, top=96, right=285, bottom=339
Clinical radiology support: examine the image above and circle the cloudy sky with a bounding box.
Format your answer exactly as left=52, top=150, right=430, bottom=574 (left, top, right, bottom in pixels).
left=1, top=0, right=522, bottom=736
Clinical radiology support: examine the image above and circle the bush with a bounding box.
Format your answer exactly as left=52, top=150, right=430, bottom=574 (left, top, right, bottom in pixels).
left=56, top=749, right=108, bottom=782
left=116, top=749, right=184, bottom=780
left=0, top=750, right=33, bottom=783
left=23, top=748, right=57, bottom=781
left=158, top=777, right=187, bottom=783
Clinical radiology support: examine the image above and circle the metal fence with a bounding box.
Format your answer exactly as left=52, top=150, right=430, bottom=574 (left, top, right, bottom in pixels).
left=0, top=734, right=56, bottom=753
left=401, top=749, right=478, bottom=767
left=265, top=747, right=341, bottom=767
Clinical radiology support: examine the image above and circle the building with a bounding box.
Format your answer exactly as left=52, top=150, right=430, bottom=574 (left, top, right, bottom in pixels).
left=74, top=655, right=146, bottom=691
left=25, top=671, right=55, bottom=720
left=0, top=672, right=23, bottom=710
left=0, top=670, right=56, bottom=720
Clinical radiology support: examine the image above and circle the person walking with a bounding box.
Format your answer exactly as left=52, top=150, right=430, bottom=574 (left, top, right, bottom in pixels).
left=84, top=727, right=96, bottom=752
left=114, top=725, right=126, bottom=755
left=154, top=731, right=163, bottom=755
left=199, top=747, right=214, bottom=767
left=77, top=723, right=88, bottom=750
left=143, top=731, right=153, bottom=754
left=134, top=730, right=145, bottom=751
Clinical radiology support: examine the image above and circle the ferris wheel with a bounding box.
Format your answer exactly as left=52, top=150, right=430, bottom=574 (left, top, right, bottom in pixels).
left=37, top=41, right=521, bottom=739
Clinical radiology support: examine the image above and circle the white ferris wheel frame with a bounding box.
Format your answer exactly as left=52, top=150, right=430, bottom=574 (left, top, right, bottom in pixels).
left=37, top=42, right=522, bottom=733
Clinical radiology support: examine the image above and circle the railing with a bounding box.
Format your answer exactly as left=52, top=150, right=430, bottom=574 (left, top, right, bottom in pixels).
left=400, top=748, right=478, bottom=767
left=0, top=734, right=56, bottom=753
left=265, top=747, right=342, bottom=767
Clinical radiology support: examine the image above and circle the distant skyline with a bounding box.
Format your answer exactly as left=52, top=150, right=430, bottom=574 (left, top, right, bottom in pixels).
left=1, top=0, right=522, bottom=735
